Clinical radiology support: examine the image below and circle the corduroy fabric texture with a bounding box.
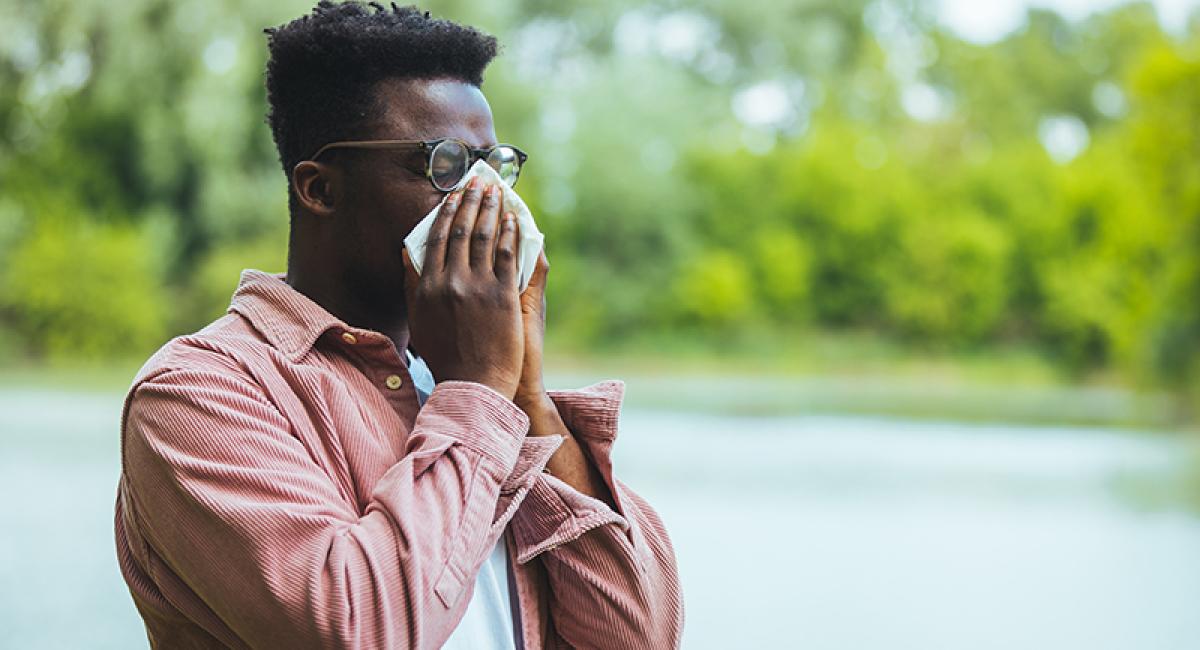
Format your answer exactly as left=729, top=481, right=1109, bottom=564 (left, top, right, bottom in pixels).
left=114, top=270, right=684, bottom=649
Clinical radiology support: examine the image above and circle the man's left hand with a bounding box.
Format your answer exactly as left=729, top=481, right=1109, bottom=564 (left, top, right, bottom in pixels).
left=511, top=248, right=616, bottom=505
left=515, top=249, right=551, bottom=411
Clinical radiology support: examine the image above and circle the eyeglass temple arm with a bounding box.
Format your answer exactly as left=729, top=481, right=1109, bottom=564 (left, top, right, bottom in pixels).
left=310, top=139, right=431, bottom=160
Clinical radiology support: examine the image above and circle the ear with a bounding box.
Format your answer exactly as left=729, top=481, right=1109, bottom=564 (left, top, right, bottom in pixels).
left=291, top=160, right=342, bottom=218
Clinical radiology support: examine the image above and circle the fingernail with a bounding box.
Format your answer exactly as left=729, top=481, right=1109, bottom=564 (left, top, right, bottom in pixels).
left=466, top=177, right=480, bottom=190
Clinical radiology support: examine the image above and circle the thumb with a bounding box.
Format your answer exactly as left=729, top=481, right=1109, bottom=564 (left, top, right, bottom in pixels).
left=524, top=247, right=550, bottom=295
left=520, top=248, right=549, bottom=319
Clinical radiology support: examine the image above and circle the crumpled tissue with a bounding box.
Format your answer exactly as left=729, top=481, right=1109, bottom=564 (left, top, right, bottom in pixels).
left=403, top=159, right=544, bottom=292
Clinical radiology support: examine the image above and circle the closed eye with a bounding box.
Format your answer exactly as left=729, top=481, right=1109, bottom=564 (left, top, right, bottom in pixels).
left=389, top=152, right=426, bottom=178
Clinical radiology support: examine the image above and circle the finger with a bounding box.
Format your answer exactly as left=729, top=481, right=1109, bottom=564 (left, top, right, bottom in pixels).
left=520, top=249, right=549, bottom=320
left=444, top=176, right=482, bottom=273
left=493, top=211, right=518, bottom=289
left=422, top=188, right=463, bottom=276
left=468, top=184, right=502, bottom=271
left=524, top=248, right=550, bottom=295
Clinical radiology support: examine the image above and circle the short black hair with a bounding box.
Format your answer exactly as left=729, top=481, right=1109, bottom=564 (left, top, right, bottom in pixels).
left=264, top=1, right=498, bottom=188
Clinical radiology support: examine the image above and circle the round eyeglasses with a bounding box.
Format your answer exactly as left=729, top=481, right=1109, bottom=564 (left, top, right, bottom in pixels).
left=309, top=138, right=528, bottom=191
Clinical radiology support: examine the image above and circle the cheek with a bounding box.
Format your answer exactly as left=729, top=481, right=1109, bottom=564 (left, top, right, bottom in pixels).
left=406, top=190, right=445, bottom=229
left=381, top=184, right=443, bottom=236
left=348, top=167, right=435, bottom=223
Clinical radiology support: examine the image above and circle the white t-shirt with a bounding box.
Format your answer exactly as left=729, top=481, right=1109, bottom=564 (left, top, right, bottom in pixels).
left=406, top=348, right=520, bottom=650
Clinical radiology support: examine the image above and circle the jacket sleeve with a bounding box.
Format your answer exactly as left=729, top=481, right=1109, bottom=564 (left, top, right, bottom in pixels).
left=507, top=380, right=685, bottom=649
left=119, top=367, right=560, bottom=650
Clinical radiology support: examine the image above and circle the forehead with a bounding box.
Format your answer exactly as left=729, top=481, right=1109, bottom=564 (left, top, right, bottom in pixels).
left=369, top=77, right=496, bottom=147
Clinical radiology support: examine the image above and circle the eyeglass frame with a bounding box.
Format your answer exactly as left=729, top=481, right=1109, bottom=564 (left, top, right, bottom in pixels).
left=308, top=138, right=529, bottom=191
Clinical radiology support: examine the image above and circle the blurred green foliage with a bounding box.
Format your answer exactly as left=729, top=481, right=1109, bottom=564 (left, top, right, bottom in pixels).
left=2, top=211, right=168, bottom=359
left=0, top=0, right=1196, bottom=404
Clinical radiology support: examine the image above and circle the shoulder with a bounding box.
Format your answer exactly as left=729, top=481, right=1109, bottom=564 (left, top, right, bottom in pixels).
left=120, top=311, right=292, bottom=431
left=120, top=313, right=292, bottom=449
left=130, top=311, right=275, bottom=388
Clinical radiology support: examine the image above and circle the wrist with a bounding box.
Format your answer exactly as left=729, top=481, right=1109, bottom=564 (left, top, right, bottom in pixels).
left=514, top=379, right=548, bottom=408
left=468, top=373, right=519, bottom=402
left=514, top=387, right=552, bottom=413
left=517, top=391, right=570, bottom=435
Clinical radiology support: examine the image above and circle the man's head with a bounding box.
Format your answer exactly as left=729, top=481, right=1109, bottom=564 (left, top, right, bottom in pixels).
left=264, top=1, right=500, bottom=314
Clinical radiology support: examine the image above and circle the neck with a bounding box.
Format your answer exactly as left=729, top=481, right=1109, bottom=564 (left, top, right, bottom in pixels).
left=286, top=260, right=411, bottom=357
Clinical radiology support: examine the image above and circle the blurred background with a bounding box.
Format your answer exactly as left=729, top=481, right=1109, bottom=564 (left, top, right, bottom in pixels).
left=1, top=0, right=1199, bottom=648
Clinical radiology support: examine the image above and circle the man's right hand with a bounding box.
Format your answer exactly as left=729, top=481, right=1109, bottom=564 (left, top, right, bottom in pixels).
left=401, top=177, right=524, bottom=400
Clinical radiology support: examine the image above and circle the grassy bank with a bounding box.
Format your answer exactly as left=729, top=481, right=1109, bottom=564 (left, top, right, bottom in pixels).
left=545, top=331, right=1189, bottom=430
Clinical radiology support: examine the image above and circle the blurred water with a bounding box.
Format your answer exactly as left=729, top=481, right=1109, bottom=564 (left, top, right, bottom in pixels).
left=616, top=413, right=1200, bottom=650
left=1, top=388, right=1197, bottom=649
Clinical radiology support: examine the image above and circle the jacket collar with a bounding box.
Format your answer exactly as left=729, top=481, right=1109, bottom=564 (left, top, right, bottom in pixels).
left=227, top=269, right=348, bottom=362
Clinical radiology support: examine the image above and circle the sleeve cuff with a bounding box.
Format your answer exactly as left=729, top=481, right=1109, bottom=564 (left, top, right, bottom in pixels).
left=411, top=380, right=530, bottom=470
left=545, top=380, right=625, bottom=444
left=489, top=434, right=565, bottom=534
left=545, top=379, right=635, bottom=521
left=509, top=472, right=629, bottom=564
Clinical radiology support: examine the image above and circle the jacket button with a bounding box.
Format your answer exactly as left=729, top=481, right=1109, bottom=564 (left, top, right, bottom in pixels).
left=385, top=374, right=403, bottom=390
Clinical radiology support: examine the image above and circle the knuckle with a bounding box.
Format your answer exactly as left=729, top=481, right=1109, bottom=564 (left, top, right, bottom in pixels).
left=472, top=229, right=494, bottom=243
left=449, top=225, right=468, bottom=240
left=495, top=245, right=515, bottom=259
left=445, top=281, right=468, bottom=300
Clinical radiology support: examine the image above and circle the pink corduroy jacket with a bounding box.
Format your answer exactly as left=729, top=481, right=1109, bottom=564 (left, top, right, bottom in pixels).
left=114, top=269, right=684, bottom=649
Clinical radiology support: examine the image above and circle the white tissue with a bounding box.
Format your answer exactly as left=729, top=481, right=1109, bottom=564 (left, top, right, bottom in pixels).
left=403, top=159, right=544, bottom=291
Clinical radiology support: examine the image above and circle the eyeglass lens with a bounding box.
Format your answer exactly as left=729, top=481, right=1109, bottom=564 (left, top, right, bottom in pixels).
left=430, top=140, right=468, bottom=190
left=486, top=147, right=520, bottom=186
left=430, top=139, right=521, bottom=191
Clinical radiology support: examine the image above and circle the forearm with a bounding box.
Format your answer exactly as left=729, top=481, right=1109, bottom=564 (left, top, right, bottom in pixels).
left=509, top=475, right=686, bottom=649
left=507, top=381, right=684, bottom=648
left=541, top=481, right=685, bottom=649
left=518, top=393, right=615, bottom=509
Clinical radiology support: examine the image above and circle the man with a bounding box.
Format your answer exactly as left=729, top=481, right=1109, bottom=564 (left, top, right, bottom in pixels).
left=113, top=2, right=684, bottom=648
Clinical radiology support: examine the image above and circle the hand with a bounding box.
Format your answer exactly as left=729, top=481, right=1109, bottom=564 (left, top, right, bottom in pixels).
left=514, top=249, right=551, bottom=411
left=401, top=178, right=523, bottom=400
